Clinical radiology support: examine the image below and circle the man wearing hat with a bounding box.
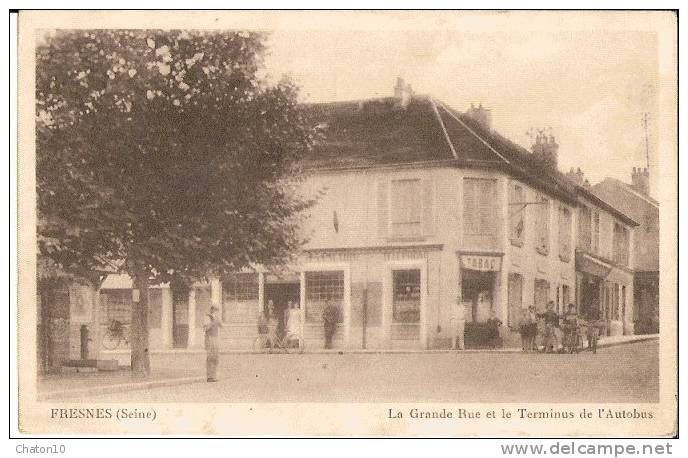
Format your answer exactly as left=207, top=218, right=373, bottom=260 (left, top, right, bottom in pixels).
left=203, top=305, right=222, bottom=382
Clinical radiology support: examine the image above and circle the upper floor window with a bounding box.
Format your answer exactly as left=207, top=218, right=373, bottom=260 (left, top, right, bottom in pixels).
left=613, top=222, right=630, bottom=266
left=558, top=206, right=572, bottom=262
left=390, top=179, right=422, bottom=238
left=578, top=205, right=592, bottom=251
left=464, top=178, right=497, bottom=236
left=378, top=178, right=434, bottom=239
left=509, top=183, right=525, bottom=246
left=535, top=194, right=550, bottom=255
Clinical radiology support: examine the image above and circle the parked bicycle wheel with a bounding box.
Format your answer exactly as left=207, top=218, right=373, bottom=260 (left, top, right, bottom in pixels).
left=253, top=334, right=270, bottom=352
left=270, top=334, right=289, bottom=352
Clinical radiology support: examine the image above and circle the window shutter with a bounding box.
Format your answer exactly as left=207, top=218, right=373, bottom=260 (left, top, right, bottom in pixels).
left=422, top=178, right=434, bottom=236
left=463, top=179, right=475, bottom=234
left=377, top=180, right=388, bottom=238
left=478, top=180, right=494, bottom=234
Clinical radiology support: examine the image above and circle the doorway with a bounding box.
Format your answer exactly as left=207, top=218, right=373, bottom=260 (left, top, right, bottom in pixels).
left=264, top=281, right=300, bottom=334
left=171, top=287, right=189, bottom=348
left=461, top=270, right=495, bottom=323
left=579, top=274, right=601, bottom=320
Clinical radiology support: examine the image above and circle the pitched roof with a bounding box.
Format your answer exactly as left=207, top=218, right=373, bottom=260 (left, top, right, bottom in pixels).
left=300, top=95, right=641, bottom=218
left=591, top=177, right=659, bottom=216
left=301, top=96, right=577, bottom=201
left=300, top=97, right=456, bottom=168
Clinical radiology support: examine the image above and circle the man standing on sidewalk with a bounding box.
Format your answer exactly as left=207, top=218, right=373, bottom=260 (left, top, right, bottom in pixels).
left=204, top=305, right=222, bottom=382
left=322, top=302, right=340, bottom=349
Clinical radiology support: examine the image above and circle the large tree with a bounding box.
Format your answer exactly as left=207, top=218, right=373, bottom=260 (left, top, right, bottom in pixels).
left=36, top=30, right=314, bottom=375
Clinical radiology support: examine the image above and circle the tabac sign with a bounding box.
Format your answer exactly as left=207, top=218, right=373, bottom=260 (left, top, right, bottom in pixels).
left=461, top=254, right=502, bottom=272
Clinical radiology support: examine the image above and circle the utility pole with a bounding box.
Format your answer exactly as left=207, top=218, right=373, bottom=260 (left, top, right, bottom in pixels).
left=641, top=112, right=650, bottom=170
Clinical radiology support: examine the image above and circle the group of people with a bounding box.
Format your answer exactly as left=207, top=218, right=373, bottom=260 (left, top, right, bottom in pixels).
left=257, top=299, right=303, bottom=346
left=518, top=301, right=603, bottom=354
left=256, top=300, right=342, bottom=349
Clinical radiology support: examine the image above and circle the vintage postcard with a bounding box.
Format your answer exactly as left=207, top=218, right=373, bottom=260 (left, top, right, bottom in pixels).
left=16, top=10, right=677, bottom=437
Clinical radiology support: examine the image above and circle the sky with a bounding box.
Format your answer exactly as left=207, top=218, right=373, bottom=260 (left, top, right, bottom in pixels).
left=262, top=28, right=660, bottom=195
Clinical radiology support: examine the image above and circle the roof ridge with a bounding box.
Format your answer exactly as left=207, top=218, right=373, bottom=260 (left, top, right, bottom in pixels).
left=433, top=99, right=511, bottom=166
left=428, top=97, right=458, bottom=160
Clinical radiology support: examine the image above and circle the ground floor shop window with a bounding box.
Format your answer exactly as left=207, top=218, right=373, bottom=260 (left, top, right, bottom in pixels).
left=100, top=289, right=131, bottom=325
left=99, top=289, right=132, bottom=349
left=392, top=269, right=421, bottom=323
left=305, top=271, right=344, bottom=323
left=391, top=268, right=421, bottom=340
left=222, top=273, right=259, bottom=323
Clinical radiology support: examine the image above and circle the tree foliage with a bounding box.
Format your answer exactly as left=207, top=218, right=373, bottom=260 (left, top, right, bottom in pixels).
left=37, top=30, right=314, bottom=282
left=36, top=30, right=315, bottom=373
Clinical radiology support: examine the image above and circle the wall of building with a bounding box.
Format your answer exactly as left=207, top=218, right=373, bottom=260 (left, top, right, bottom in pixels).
left=503, top=178, right=577, bottom=345
left=58, top=165, right=638, bottom=360
left=591, top=180, right=658, bottom=272
left=575, top=196, right=635, bottom=336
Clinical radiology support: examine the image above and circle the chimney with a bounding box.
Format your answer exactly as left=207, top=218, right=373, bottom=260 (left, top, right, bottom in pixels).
left=531, top=131, right=559, bottom=170
left=465, top=103, right=492, bottom=132
left=393, top=77, right=414, bottom=108
left=566, top=167, right=587, bottom=186
left=631, top=166, right=650, bottom=195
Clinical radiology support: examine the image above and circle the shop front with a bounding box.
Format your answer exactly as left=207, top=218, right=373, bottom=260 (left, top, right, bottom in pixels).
left=575, top=250, right=634, bottom=337
left=458, top=252, right=503, bottom=348
left=575, top=250, right=611, bottom=326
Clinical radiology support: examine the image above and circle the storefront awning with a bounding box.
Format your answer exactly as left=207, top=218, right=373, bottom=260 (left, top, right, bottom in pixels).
left=575, top=251, right=612, bottom=278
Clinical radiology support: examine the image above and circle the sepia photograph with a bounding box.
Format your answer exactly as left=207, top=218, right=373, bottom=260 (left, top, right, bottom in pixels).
left=14, top=9, right=678, bottom=437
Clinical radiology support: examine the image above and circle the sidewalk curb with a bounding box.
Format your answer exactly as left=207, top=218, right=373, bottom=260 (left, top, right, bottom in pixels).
left=37, top=376, right=205, bottom=401
left=101, top=335, right=659, bottom=356
left=40, top=335, right=657, bottom=400
left=595, top=334, right=659, bottom=349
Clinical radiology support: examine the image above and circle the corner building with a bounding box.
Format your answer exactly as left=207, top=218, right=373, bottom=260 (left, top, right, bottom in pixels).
left=50, top=84, right=639, bottom=363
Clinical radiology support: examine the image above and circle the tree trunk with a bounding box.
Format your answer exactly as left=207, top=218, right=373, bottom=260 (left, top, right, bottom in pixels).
left=130, top=271, right=151, bottom=376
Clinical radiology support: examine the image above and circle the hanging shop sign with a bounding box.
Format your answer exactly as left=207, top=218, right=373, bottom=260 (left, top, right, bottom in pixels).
left=461, top=255, right=502, bottom=272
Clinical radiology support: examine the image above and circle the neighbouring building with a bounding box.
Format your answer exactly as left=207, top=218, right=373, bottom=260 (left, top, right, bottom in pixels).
left=38, top=79, right=641, bottom=363
left=565, top=169, right=639, bottom=337
left=590, top=168, right=659, bottom=334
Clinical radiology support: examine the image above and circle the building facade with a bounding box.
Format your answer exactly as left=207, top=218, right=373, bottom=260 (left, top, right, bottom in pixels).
left=38, top=82, right=640, bottom=364
left=572, top=190, right=637, bottom=337
left=590, top=169, right=659, bottom=334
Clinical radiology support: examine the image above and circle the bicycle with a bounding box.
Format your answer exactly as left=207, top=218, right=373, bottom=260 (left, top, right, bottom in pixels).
left=561, top=324, right=583, bottom=354
left=253, top=328, right=300, bottom=353
left=102, top=319, right=128, bottom=350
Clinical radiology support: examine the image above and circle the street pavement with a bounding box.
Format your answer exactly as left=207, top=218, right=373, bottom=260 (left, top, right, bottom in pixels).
left=68, top=340, right=658, bottom=403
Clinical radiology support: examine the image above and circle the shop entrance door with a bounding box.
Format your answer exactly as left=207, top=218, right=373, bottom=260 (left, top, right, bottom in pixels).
left=461, top=270, right=495, bottom=322
left=264, top=282, right=300, bottom=335
left=579, top=275, right=601, bottom=320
